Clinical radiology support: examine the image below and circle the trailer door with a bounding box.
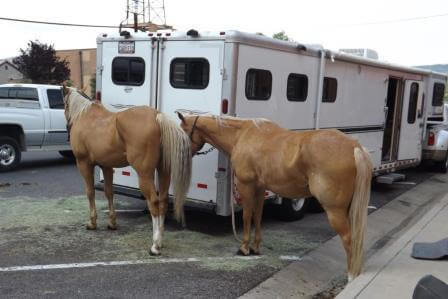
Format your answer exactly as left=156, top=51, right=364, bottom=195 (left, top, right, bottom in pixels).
left=157, top=39, right=224, bottom=203
left=398, top=80, right=424, bottom=160
left=100, top=40, right=155, bottom=110
left=100, top=39, right=156, bottom=188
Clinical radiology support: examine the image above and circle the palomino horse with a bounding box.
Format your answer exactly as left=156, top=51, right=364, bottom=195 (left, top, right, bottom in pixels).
left=63, top=87, right=192, bottom=255
left=177, top=112, right=372, bottom=279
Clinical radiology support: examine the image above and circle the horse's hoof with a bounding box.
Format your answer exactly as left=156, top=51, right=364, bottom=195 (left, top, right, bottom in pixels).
left=107, top=224, right=117, bottom=230
left=149, top=250, right=161, bottom=256
left=236, top=249, right=250, bottom=256
left=149, top=245, right=161, bottom=256
left=86, top=224, right=96, bottom=230
left=249, top=248, right=260, bottom=255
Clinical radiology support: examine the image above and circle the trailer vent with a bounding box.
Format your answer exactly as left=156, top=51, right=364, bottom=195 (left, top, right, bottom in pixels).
left=187, top=29, right=199, bottom=37
left=339, top=48, right=379, bottom=60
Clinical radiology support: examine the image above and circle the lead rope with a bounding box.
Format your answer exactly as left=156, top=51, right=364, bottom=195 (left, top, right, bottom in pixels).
left=231, top=171, right=241, bottom=242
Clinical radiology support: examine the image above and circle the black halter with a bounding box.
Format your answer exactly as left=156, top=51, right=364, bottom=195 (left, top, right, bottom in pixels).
left=188, top=115, right=216, bottom=156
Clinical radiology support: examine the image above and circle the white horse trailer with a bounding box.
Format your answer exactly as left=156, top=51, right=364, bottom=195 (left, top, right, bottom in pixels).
left=95, top=29, right=447, bottom=217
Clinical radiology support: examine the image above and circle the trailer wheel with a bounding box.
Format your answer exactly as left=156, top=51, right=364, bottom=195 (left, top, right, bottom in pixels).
left=0, top=137, right=21, bottom=172
left=437, top=152, right=448, bottom=173
left=59, top=151, right=75, bottom=160
left=307, top=197, right=325, bottom=213
left=277, top=197, right=308, bottom=221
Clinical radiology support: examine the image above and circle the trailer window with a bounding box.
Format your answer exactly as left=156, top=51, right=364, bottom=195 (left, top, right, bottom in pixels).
left=112, top=57, right=145, bottom=86
left=287, top=73, right=308, bottom=102
left=432, top=83, right=445, bottom=107
left=170, top=58, right=209, bottom=89
left=245, top=69, right=272, bottom=100
left=407, top=83, right=419, bottom=124
left=322, top=77, right=337, bottom=102
left=47, top=89, right=64, bottom=109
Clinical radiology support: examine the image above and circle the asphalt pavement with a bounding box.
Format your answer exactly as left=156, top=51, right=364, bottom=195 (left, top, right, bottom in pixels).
left=0, top=151, right=442, bottom=298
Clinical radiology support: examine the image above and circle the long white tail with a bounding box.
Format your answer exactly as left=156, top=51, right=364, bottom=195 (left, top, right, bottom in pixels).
left=156, top=113, right=192, bottom=225
left=349, top=147, right=373, bottom=278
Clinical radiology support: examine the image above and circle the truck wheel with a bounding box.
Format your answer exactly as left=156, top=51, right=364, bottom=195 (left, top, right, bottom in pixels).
left=0, top=137, right=21, bottom=172
left=59, top=151, right=75, bottom=160
left=277, top=197, right=308, bottom=221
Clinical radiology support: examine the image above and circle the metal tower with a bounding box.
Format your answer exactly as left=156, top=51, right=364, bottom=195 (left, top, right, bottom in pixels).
left=124, top=0, right=167, bottom=32
left=148, top=0, right=167, bottom=25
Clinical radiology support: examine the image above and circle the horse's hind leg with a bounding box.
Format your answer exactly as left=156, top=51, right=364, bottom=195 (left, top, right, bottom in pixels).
left=325, top=207, right=352, bottom=276
left=250, top=188, right=266, bottom=255
left=157, top=165, right=171, bottom=249
left=102, top=166, right=117, bottom=230
left=77, top=160, right=97, bottom=230
left=309, top=174, right=354, bottom=279
left=137, top=172, right=162, bottom=255
left=236, top=182, right=256, bottom=256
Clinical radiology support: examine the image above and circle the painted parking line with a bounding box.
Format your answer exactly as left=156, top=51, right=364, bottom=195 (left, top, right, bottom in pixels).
left=0, top=255, right=267, bottom=272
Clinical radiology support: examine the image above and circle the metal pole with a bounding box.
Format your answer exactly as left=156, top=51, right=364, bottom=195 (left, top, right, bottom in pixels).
left=315, top=50, right=326, bottom=129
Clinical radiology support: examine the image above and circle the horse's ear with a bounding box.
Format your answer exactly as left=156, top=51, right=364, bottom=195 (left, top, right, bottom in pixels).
left=81, top=86, right=88, bottom=94
left=177, top=111, right=186, bottom=123
left=62, top=82, right=70, bottom=97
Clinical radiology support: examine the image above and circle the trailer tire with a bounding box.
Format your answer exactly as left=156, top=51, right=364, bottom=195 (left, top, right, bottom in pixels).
left=307, top=197, right=325, bottom=213
left=0, top=137, right=21, bottom=172
left=277, top=197, right=308, bottom=221
left=437, top=152, right=448, bottom=173
left=59, top=151, right=75, bottom=160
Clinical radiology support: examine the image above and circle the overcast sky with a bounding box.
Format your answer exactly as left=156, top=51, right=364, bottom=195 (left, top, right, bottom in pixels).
left=1, top=0, right=447, bottom=66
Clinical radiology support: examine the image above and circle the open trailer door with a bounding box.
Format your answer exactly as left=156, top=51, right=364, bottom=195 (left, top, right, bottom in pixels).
left=397, top=80, right=424, bottom=161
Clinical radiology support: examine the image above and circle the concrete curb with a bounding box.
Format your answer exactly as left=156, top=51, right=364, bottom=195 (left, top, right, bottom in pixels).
left=239, top=173, right=448, bottom=299
left=336, top=193, right=448, bottom=298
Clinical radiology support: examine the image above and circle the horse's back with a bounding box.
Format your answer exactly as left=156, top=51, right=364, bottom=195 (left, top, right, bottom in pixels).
left=116, top=106, right=160, bottom=141
left=115, top=107, right=162, bottom=166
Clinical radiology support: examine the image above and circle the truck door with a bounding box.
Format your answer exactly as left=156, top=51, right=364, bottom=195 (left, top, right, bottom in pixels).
left=157, top=39, right=224, bottom=203
left=397, top=80, right=424, bottom=160
left=44, top=88, right=69, bottom=145
left=100, top=40, right=155, bottom=110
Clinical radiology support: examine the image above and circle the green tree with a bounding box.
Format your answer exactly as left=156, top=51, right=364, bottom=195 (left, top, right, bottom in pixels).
left=272, top=31, right=292, bottom=41
left=13, top=40, right=70, bottom=85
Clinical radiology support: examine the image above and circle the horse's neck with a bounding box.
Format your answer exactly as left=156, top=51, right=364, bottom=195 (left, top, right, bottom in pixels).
left=198, top=117, right=244, bottom=155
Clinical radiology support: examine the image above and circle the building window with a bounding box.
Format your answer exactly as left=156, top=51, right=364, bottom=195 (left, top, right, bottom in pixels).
left=112, top=57, right=145, bottom=86
left=407, top=83, right=419, bottom=124
left=245, top=68, right=272, bottom=100
left=170, top=58, right=210, bottom=89
left=287, top=73, right=308, bottom=102
left=47, top=89, right=64, bottom=109
left=432, top=83, right=445, bottom=107
left=322, top=77, right=337, bottom=103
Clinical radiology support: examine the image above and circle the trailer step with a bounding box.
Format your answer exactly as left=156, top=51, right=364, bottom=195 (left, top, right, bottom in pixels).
left=376, top=173, right=406, bottom=184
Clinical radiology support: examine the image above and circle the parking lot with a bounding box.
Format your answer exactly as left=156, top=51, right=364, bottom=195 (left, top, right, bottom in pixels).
left=0, top=151, right=438, bottom=298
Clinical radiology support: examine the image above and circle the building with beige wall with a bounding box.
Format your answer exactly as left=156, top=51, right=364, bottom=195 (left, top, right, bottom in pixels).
left=56, top=48, right=96, bottom=97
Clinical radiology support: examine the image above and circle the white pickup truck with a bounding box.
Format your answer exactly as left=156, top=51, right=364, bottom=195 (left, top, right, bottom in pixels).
left=0, top=83, right=71, bottom=171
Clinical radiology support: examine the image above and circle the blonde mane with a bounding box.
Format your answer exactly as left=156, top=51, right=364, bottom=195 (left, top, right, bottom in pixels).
left=65, top=88, right=93, bottom=125
left=175, top=109, right=270, bottom=129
